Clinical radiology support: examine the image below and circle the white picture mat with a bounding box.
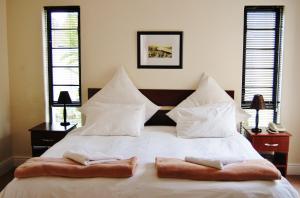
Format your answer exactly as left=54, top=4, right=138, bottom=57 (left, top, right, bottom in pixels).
left=140, top=34, right=180, bottom=66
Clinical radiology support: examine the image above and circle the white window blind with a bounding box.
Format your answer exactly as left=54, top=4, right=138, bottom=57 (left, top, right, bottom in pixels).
left=242, top=6, right=283, bottom=127
left=45, top=6, right=81, bottom=124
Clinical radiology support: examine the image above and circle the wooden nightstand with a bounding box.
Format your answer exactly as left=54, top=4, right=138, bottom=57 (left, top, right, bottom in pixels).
left=29, top=122, right=76, bottom=157
left=244, top=127, right=291, bottom=176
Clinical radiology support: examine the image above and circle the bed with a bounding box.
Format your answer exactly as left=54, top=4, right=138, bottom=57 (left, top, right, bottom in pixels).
left=0, top=88, right=298, bottom=198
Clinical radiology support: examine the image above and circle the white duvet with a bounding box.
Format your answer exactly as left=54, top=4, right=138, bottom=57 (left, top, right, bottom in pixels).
left=1, top=126, right=298, bottom=198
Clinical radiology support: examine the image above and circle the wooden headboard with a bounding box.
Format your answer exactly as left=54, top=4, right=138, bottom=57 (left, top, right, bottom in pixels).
left=88, top=88, right=234, bottom=126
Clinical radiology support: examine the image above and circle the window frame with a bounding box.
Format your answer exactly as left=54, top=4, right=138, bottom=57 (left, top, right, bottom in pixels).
left=242, top=6, right=283, bottom=123
left=44, top=6, right=81, bottom=123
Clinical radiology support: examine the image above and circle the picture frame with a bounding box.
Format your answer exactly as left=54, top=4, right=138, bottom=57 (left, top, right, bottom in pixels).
left=137, top=31, right=183, bottom=69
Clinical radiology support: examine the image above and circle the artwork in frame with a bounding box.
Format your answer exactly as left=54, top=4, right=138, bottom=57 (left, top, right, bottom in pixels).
left=137, top=31, right=183, bottom=69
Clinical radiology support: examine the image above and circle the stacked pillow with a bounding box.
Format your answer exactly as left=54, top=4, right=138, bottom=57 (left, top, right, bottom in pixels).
left=175, top=102, right=237, bottom=138
left=79, top=67, right=159, bottom=136
left=80, top=103, right=145, bottom=136
left=167, top=73, right=250, bottom=138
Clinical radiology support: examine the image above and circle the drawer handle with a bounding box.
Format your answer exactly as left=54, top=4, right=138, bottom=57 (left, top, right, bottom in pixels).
left=41, top=138, right=55, bottom=142
left=264, top=143, right=279, bottom=147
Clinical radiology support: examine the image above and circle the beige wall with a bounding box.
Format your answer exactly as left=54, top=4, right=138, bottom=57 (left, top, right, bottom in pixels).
left=280, top=0, right=300, bottom=165
left=6, top=0, right=300, bottom=164
left=0, top=0, right=11, bottom=162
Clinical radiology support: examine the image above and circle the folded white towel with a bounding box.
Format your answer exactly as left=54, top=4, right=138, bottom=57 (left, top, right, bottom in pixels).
left=221, top=158, right=243, bottom=166
left=63, top=149, right=122, bottom=166
left=185, top=156, right=243, bottom=170
left=185, top=156, right=223, bottom=169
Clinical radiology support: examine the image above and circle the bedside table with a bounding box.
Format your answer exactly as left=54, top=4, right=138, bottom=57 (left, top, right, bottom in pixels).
left=244, top=127, right=291, bottom=176
left=29, top=122, right=76, bottom=157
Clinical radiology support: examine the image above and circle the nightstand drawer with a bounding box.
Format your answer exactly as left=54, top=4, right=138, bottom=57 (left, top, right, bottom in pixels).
left=252, top=136, right=289, bottom=152
left=32, top=146, right=50, bottom=156
left=31, top=131, right=66, bottom=146
left=29, top=122, right=77, bottom=157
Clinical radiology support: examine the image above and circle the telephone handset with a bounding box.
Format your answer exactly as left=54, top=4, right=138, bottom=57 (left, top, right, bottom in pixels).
left=268, top=122, right=286, bottom=133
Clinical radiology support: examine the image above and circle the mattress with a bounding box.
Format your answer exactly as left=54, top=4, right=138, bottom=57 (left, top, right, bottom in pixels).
left=1, top=126, right=298, bottom=198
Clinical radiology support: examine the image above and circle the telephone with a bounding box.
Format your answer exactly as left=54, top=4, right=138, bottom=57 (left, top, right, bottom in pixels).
left=268, top=122, right=286, bottom=133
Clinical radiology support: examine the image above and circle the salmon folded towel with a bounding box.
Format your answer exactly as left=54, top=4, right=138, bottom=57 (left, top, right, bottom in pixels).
left=14, top=157, right=137, bottom=178
left=156, top=157, right=281, bottom=181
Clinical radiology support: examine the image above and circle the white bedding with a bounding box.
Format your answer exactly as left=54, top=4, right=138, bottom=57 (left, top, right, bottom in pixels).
left=1, top=126, right=298, bottom=198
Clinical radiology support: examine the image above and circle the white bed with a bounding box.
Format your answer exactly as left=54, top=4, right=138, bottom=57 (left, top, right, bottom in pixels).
left=1, top=126, right=298, bottom=198
left=2, top=72, right=299, bottom=198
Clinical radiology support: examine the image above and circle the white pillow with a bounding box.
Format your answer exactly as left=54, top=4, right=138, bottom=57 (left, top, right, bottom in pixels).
left=78, top=103, right=145, bottom=136
left=167, top=72, right=250, bottom=124
left=176, top=102, right=236, bottom=138
left=80, top=67, right=159, bottom=122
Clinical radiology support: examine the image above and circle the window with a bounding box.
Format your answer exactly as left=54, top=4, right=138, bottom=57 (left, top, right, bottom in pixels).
left=44, top=6, right=81, bottom=124
left=242, top=6, right=283, bottom=127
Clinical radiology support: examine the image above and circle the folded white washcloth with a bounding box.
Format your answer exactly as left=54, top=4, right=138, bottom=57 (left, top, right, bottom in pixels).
left=185, top=156, right=244, bottom=170
left=63, top=149, right=122, bottom=166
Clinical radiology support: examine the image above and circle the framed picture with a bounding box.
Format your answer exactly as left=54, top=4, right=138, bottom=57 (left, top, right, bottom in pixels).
left=137, top=31, right=183, bottom=69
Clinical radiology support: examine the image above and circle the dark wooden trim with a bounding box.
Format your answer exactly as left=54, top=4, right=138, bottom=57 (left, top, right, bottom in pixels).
left=88, top=88, right=234, bottom=101
left=137, top=31, right=183, bottom=69
left=272, top=7, right=283, bottom=122
left=44, top=6, right=80, bottom=12
left=243, top=6, right=283, bottom=11
left=45, top=8, right=53, bottom=123
left=87, top=88, right=234, bottom=126
left=145, top=110, right=176, bottom=126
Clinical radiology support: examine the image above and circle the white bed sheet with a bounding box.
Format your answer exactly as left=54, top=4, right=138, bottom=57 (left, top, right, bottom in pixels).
left=1, top=126, right=298, bottom=198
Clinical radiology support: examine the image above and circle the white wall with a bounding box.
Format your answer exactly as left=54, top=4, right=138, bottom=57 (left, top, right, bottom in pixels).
left=0, top=0, right=12, bottom=174
left=6, top=0, right=300, bottom=167
left=280, top=0, right=300, bottom=168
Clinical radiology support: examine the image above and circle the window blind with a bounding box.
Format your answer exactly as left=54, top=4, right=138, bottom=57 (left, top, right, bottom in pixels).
left=242, top=6, right=283, bottom=127
left=45, top=6, right=81, bottom=124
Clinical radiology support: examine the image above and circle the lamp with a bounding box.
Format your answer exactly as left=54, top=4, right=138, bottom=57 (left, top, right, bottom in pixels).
left=250, top=94, right=265, bottom=133
left=57, top=91, right=72, bottom=126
